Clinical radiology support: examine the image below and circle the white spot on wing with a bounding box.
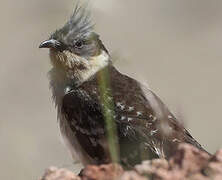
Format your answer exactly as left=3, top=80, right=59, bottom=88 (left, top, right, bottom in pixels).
left=152, top=116, right=157, bottom=122
left=154, top=146, right=161, bottom=156
left=128, top=106, right=134, bottom=112
left=127, top=117, right=133, bottom=122
left=126, top=125, right=131, bottom=131
left=136, top=111, right=142, bottom=116
left=146, top=122, right=152, bottom=127
left=116, top=102, right=125, bottom=110
left=150, top=129, right=158, bottom=136
left=120, top=105, right=125, bottom=110
left=121, top=116, right=126, bottom=120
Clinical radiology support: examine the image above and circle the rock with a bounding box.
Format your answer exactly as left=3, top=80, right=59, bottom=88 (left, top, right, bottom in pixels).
left=39, top=144, right=222, bottom=180
left=79, top=164, right=123, bottom=180
left=39, top=167, right=80, bottom=180
left=120, top=171, right=147, bottom=180
left=169, top=144, right=210, bottom=172
left=134, top=144, right=221, bottom=180
left=203, top=149, right=222, bottom=179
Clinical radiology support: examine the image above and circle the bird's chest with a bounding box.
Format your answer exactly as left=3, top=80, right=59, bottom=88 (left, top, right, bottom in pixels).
left=62, top=86, right=106, bottom=134
left=58, top=86, right=105, bottom=164
left=58, top=110, right=98, bottom=165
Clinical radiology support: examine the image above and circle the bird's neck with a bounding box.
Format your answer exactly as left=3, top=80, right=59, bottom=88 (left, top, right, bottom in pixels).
left=48, top=50, right=111, bottom=108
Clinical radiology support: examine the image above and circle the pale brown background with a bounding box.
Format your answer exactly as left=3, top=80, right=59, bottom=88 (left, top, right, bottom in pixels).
left=1, top=0, right=222, bottom=180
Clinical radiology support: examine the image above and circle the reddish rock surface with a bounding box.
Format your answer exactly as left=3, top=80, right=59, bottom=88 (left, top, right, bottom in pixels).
left=79, top=164, right=123, bottom=180
left=39, top=144, right=222, bottom=180
left=39, top=167, right=80, bottom=180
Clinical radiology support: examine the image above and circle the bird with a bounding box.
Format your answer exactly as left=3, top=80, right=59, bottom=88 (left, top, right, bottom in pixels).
left=39, top=4, right=209, bottom=167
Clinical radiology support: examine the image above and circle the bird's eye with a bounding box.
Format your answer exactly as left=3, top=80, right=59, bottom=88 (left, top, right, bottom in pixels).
left=74, top=40, right=84, bottom=49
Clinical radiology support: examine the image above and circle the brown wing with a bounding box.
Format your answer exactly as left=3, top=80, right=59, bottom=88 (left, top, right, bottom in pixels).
left=108, top=66, right=209, bottom=158
left=138, top=83, right=209, bottom=157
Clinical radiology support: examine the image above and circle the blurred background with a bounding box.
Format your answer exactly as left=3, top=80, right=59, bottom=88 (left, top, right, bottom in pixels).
left=1, top=0, right=222, bottom=179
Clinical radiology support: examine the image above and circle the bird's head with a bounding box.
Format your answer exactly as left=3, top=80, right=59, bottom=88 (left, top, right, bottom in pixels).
left=39, top=5, right=110, bottom=83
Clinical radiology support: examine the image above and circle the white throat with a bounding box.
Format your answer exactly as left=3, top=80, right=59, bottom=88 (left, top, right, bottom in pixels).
left=48, top=50, right=109, bottom=108
left=77, top=50, right=109, bottom=84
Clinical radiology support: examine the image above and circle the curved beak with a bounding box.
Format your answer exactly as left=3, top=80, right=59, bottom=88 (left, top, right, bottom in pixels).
left=39, top=39, right=61, bottom=49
